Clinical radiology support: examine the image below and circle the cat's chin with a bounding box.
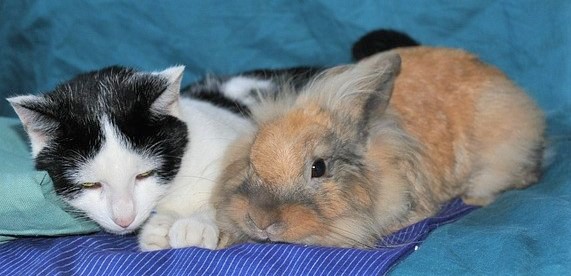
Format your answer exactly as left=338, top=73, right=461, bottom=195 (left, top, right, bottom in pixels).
left=98, top=220, right=143, bottom=235
left=105, top=227, right=137, bottom=235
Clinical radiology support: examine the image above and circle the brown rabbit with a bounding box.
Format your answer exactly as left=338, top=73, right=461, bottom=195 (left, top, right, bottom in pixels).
left=213, top=47, right=545, bottom=249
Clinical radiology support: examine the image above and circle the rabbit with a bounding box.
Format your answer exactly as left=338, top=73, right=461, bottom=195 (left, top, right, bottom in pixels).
left=212, top=46, right=546, bottom=249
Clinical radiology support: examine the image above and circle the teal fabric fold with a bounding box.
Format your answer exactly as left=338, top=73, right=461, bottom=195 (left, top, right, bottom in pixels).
left=0, top=117, right=99, bottom=243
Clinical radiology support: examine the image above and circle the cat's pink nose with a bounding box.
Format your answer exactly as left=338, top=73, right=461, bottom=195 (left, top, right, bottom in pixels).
left=114, top=216, right=135, bottom=228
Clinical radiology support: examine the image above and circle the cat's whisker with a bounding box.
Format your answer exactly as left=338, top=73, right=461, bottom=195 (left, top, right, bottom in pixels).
left=175, top=175, right=217, bottom=183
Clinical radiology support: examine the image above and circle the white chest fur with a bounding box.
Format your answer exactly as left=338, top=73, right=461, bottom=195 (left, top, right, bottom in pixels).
left=138, top=97, right=254, bottom=251
left=159, top=97, right=253, bottom=213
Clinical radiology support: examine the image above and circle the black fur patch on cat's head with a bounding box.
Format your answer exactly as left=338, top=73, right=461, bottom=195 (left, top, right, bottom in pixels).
left=9, top=66, right=188, bottom=199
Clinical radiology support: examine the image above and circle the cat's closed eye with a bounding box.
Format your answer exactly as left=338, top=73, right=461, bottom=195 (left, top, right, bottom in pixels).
left=136, top=170, right=156, bottom=181
left=81, top=182, right=102, bottom=189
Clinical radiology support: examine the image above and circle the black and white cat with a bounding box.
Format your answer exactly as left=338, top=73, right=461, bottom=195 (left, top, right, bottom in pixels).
left=8, top=67, right=192, bottom=236
left=8, top=65, right=317, bottom=250
left=8, top=29, right=418, bottom=251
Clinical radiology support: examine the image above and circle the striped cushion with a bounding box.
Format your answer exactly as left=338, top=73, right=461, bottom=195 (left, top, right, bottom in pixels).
left=0, top=199, right=474, bottom=275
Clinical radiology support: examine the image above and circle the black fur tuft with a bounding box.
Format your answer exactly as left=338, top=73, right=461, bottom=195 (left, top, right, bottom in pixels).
left=351, top=29, right=419, bottom=61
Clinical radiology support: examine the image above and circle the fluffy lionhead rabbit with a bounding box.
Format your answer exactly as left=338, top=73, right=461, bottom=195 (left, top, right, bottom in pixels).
left=214, top=47, right=545, bottom=249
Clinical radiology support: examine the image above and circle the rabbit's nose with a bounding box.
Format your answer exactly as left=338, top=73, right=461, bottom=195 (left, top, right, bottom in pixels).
left=247, top=211, right=276, bottom=230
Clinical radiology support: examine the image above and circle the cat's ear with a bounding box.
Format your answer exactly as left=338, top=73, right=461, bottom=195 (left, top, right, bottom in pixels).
left=318, top=51, right=401, bottom=122
left=7, top=95, right=59, bottom=157
left=151, top=66, right=185, bottom=118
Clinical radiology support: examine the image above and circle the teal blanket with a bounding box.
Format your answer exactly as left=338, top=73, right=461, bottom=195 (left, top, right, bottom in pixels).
left=0, top=117, right=99, bottom=242
left=0, top=0, right=569, bottom=274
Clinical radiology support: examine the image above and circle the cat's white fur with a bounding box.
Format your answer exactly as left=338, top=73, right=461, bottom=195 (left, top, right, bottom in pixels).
left=138, top=73, right=256, bottom=251
left=221, top=76, right=274, bottom=106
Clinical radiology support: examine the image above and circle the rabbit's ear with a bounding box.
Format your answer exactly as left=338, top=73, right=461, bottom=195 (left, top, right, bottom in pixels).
left=313, top=51, right=401, bottom=124
left=354, top=51, right=401, bottom=115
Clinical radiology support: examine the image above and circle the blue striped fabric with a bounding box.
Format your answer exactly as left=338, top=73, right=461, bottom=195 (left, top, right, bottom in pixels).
left=0, top=199, right=475, bottom=275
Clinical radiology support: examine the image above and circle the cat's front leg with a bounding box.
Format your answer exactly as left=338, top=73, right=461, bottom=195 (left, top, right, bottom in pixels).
left=139, top=212, right=178, bottom=251
left=139, top=209, right=219, bottom=251
left=168, top=209, right=219, bottom=250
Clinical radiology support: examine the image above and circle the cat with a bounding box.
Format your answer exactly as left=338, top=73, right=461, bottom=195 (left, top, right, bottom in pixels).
left=8, top=28, right=418, bottom=251
left=7, top=65, right=319, bottom=250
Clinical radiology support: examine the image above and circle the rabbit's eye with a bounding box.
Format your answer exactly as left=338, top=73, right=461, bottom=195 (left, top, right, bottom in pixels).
left=311, top=159, right=326, bottom=178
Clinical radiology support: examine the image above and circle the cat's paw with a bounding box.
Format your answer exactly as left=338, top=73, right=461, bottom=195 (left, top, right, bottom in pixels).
left=168, top=213, right=219, bottom=250
left=138, top=213, right=176, bottom=251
